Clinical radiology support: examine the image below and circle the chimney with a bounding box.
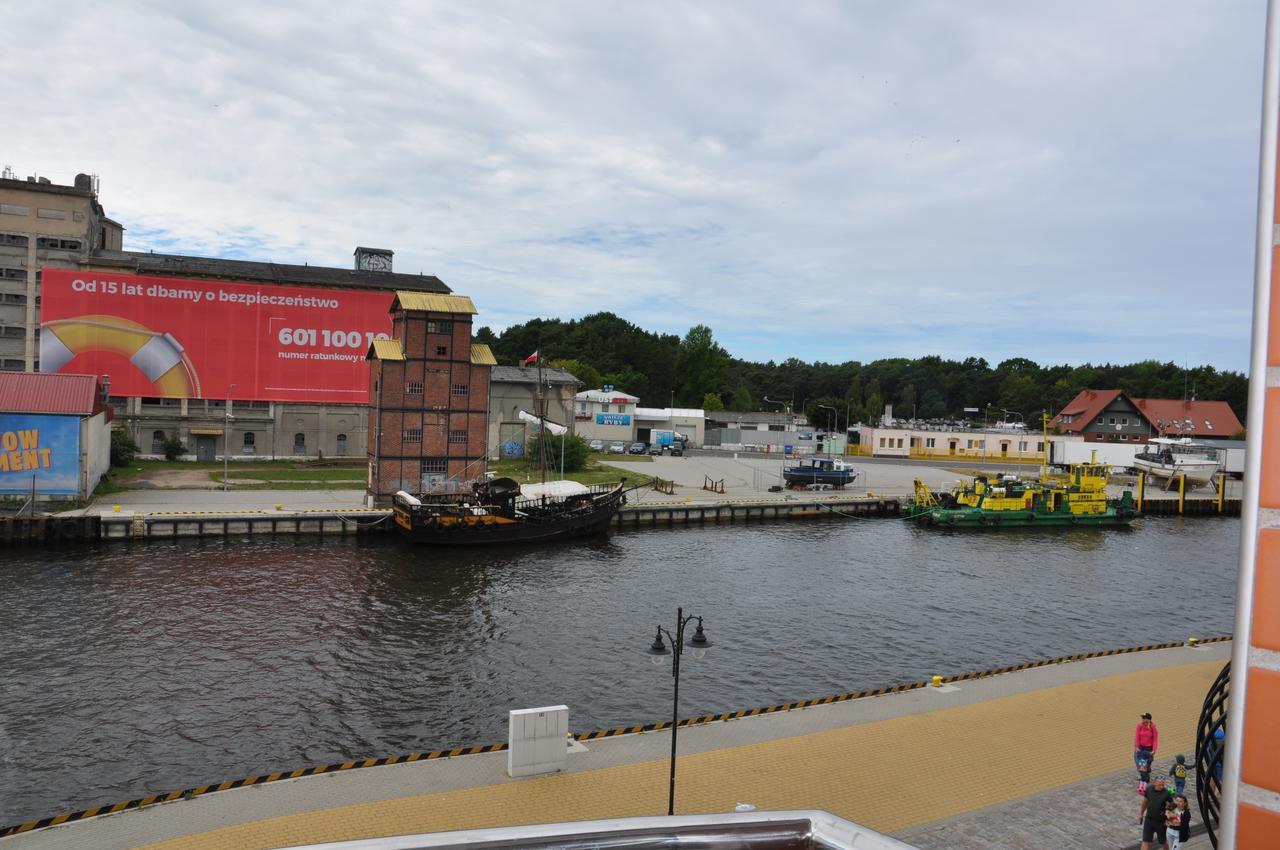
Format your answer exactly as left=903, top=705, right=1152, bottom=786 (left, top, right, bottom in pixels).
left=354, top=247, right=394, bottom=272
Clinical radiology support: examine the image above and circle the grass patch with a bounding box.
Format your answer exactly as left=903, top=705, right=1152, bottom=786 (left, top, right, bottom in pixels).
left=593, top=453, right=654, bottom=463
left=219, top=468, right=365, bottom=482
left=488, top=458, right=653, bottom=488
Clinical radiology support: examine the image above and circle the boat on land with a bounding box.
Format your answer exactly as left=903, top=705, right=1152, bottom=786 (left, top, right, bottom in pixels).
left=1133, top=437, right=1223, bottom=487
left=783, top=456, right=857, bottom=489
left=392, top=477, right=626, bottom=545
left=907, top=463, right=1139, bottom=528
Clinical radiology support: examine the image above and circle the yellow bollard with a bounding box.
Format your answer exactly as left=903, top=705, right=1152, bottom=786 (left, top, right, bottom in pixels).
left=275, top=503, right=285, bottom=511
left=1136, top=473, right=1144, bottom=513
left=1188, top=637, right=1201, bottom=646
left=1178, top=474, right=1186, bottom=515
left=931, top=675, right=944, bottom=687
left=112, top=504, right=121, bottom=512
left=1217, top=473, right=1225, bottom=514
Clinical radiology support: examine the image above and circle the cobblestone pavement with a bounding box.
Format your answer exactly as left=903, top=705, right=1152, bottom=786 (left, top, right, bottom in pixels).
left=895, top=768, right=1203, bottom=849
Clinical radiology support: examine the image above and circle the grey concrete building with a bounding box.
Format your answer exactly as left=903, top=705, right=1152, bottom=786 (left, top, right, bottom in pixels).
left=488, top=365, right=579, bottom=458
left=1, top=169, right=451, bottom=461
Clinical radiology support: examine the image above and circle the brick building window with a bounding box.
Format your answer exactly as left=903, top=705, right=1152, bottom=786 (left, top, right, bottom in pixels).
left=449, top=429, right=466, bottom=444
left=404, top=428, right=422, bottom=442
left=421, top=458, right=447, bottom=474
left=427, top=320, right=452, bottom=333
left=451, top=383, right=468, bottom=396
left=406, top=380, right=423, bottom=395
left=436, top=346, right=448, bottom=356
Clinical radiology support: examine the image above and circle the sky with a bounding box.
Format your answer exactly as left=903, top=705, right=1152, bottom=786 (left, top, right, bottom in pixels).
left=4, top=1, right=1270, bottom=371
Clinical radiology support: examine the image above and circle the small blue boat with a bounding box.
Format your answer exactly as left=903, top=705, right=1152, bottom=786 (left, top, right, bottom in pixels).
left=783, top=456, right=858, bottom=488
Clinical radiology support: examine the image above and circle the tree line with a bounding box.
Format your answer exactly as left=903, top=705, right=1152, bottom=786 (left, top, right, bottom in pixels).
left=475, top=313, right=1248, bottom=429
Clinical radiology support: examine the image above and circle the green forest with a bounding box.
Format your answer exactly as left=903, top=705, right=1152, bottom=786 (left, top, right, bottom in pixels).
left=474, top=313, right=1249, bottom=429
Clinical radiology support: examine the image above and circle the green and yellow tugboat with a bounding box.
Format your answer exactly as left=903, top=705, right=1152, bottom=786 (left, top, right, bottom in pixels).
left=907, top=463, right=1139, bottom=528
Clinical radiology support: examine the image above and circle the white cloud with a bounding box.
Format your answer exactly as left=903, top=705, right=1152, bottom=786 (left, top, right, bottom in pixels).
left=5, top=0, right=1267, bottom=369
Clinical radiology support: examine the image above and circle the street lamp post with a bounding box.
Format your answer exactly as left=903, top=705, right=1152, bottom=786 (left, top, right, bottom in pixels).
left=645, top=607, right=711, bottom=816
left=223, top=385, right=236, bottom=492
left=818, top=404, right=836, bottom=452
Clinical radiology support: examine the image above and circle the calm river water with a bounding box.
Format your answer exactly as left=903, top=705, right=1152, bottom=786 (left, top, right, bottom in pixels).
left=0, top=517, right=1240, bottom=824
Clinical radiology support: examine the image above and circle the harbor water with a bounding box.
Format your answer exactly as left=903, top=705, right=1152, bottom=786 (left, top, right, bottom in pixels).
left=0, top=517, right=1239, bottom=825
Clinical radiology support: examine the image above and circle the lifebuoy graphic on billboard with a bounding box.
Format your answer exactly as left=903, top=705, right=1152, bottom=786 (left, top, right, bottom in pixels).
left=38, top=270, right=397, bottom=403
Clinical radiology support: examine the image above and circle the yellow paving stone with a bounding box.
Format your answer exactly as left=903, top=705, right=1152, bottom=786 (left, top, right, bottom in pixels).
left=137, top=659, right=1221, bottom=850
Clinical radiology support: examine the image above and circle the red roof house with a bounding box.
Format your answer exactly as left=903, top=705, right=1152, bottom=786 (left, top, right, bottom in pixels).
left=1052, top=389, right=1243, bottom=442
left=0, top=372, right=109, bottom=418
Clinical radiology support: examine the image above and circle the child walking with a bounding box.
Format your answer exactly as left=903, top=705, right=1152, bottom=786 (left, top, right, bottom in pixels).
left=1169, top=754, right=1188, bottom=795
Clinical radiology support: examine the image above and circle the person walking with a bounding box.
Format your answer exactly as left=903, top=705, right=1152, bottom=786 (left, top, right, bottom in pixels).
left=1135, top=711, right=1159, bottom=780
left=1139, top=775, right=1175, bottom=850
left=1166, top=794, right=1192, bottom=850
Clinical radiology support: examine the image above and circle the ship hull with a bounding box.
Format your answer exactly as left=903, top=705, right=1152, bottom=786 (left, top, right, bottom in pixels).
left=909, top=507, right=1137, bottom=528
left=393, top=485, right=625, bottom=546
left=1132, top=458, right=1219, bottom=486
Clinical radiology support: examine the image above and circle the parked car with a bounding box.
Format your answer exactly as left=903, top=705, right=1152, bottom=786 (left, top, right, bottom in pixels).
left=648, top=445, right=663, bottom=455
left=588, top=439, right=604, bottom=452
left=628, top=442, right=647, bottom=455
left=608, top=441, right=627, bottom=454
left=669, top=444, right=684, bottom=456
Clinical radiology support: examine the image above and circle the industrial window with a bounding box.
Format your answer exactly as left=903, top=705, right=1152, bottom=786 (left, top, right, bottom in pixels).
left=1, top=359, right=23, bottom=370
left=242, top=432, right=256, bottom=453
left=448, top=429, right=466, bottom=444
left=2, top=326, right=23, bottom=337
left=293, top=433, right=306, bottom=453
left=436, top=346, right=448, bottom=357
left=878, top=437, right=885, bottom=448
left=0, top=268, right=24, bottom=280
left=0, top=233, right=28, bottom=246
left=896, top=438, right=903, bottom=448
left=2, top=293, right=25, bottom=303
left=151, top=430, right=165, bottom=453
left=451, top=383, right=468, bottom=396
left=427, top=320, right=453, bottom=333
left=404, top=428, right=422, bottom=442
left=406, top=380, right=423, bottom=395
left=421, top=458, right=447, bottom=474
left=335, top=433, right=347, bottom=455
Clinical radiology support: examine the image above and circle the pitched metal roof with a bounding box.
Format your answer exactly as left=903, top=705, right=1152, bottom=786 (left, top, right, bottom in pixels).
left=470, top=344, right=497, bottom=366
left=0, top=372, right=103, bottom=415
left=490, top=365, right=578, bottom=385
left=1135, top=398, right=1243, bottom=436
left=366, top=339, right=405, bottom=361
left=391, top=292, right=478, bottom=314
left=1051, top=389, right=1125, bottom=433
left=95, top=251, right=451, bottom=294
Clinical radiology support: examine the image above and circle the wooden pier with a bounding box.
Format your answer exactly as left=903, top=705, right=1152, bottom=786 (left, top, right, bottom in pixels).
left=614, top=496, right=902, bottom=528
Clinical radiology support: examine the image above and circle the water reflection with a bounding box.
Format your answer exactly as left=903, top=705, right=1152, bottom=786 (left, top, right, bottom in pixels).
left=0, top=518, right=1238, bottom=825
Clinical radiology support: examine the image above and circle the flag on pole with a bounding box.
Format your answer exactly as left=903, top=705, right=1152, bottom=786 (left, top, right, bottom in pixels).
left=522, top=350, right=539, bottom=366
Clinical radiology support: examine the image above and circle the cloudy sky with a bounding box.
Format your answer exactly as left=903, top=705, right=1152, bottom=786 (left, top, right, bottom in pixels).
left=5, top=1, right=1269, bottom=370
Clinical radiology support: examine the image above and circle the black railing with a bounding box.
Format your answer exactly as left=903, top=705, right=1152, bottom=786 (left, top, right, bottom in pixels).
left=1195, top=661, right=1230, bottom=848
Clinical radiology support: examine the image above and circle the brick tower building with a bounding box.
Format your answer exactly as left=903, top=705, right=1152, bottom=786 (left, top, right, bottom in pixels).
left=366, top=291, right=496, bottom=503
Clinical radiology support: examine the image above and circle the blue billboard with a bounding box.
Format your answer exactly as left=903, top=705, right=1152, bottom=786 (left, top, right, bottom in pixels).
left=596, top=413, right=631, bottom=426
left=0, top=414, right=80, bottom=496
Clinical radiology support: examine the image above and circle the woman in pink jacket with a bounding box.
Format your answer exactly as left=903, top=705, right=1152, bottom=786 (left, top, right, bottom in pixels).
left=1134, top=712, right=1159, bottom=780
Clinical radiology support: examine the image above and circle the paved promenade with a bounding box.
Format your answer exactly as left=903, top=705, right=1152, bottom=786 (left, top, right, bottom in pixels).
left=0, top=642, right=1228, bottom=850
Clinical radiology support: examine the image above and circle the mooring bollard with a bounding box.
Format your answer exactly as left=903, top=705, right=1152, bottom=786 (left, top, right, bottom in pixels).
left=931, top=675, right=944, bottom=687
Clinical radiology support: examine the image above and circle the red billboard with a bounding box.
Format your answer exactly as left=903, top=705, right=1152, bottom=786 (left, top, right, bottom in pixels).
left=38, top=269, right=395, bottom=403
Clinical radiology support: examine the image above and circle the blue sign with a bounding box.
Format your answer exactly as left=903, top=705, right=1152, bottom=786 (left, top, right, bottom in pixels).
left=596, top=413, right=631, bottom=426
left=0, top=413, right=80, bottom=496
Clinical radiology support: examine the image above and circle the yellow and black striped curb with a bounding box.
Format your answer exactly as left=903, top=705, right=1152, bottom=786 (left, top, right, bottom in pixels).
left=0, top=634, right=1230, bottom=838
left=143, top=510, right=270, bottom=517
